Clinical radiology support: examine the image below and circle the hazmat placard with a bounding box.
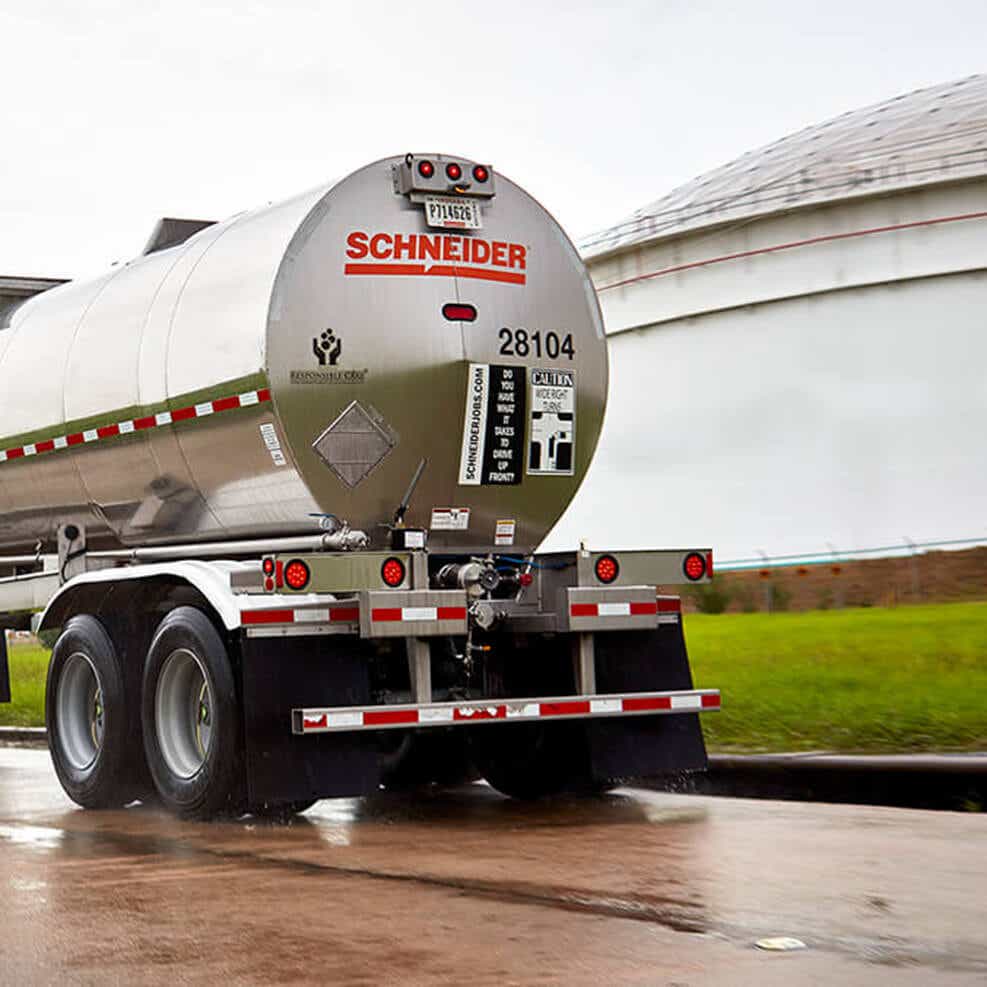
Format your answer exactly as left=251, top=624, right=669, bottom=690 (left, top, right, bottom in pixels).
left=527, top=368, right=575, bottom=476
left=458, top=363, right=526, bottom=486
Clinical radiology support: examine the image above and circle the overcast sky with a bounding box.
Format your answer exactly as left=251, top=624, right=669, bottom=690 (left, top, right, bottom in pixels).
left=1, top=0, right=985, bottom=279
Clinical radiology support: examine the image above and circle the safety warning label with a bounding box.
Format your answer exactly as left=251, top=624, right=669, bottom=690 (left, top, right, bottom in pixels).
left=430, top=507, right=471, bottom=531
left=458, top=363, right=526, bottom=485
left=528, top=368, right=575, bottom=476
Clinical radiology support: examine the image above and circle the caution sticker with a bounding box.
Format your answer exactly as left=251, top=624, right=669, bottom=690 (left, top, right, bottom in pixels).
left=494, top=519, right=516, bottom=546
left=431, top=507, right=471, bottom=531
left=458, top=363, right=526, bottom=486
left=527, top=369, right=575, bottom=476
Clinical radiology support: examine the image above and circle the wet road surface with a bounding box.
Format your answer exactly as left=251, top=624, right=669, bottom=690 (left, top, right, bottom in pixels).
left=1, top=747, right=985, bottom=985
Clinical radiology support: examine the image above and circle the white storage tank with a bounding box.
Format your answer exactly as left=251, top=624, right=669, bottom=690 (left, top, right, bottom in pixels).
left=553, top=74, right=987, bottom=559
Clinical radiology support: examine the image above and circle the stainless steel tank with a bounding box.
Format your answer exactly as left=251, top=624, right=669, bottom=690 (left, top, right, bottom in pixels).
left=0, top=155, right=607, bottom=553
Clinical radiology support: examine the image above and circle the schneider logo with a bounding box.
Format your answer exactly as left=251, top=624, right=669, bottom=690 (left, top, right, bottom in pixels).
left=344, top=231, right=528, bottom=286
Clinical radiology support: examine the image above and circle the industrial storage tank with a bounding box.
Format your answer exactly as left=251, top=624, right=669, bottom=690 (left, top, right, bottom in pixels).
left=554, top=74, right=987, bottom=560
left=0, top=155, right=607, bottom=554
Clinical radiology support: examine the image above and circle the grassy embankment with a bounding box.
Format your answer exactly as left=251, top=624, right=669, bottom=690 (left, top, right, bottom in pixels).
left=3, top=601, right=987, bottom=751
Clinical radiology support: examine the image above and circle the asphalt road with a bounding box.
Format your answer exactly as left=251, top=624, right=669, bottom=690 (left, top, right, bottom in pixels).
left=1, top=746, right=985, bottom=985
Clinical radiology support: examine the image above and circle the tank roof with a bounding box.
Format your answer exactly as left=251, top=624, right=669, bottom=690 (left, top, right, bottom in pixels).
left=582, top=74, right=987, bottom=259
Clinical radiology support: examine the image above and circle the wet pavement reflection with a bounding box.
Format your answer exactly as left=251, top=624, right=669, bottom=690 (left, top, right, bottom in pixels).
left=1, top=747, right=986, bottom=985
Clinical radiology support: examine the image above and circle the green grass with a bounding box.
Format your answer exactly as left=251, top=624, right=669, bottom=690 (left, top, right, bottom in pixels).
left=686, top=602, right=987, bottom=753
left=1, top=642, right=49, bottom=728
left=5, top=602, right=987, bottom=752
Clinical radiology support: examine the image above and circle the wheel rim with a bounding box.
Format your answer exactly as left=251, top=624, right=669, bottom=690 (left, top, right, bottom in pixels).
left=57, top=652, right=104, bottom=771
left=155, top=648, right=213, bottom=780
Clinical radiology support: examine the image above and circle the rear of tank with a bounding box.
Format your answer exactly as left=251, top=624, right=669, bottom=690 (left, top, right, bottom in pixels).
left=0, top=155, right=607, bottom=553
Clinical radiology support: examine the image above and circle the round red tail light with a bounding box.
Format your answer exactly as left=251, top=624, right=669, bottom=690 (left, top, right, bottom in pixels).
left=445, top=162, right=462, bottom=181
left=594, top=554, right=619, bottom=584
left=381, top=557, right=406, bottom=587
left=472, top=165, right=489, bottom=183
left=683, top=552, right=707, bottom=581
left=417, top=159, right=435, bottom=179
left=284, top=559, right=311, bottom=591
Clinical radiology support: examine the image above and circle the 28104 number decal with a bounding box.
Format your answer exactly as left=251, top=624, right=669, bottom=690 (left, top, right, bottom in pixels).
left=498, top=328, right=575, bottom=360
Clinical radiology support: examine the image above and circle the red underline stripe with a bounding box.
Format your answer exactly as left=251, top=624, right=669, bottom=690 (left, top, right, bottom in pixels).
left=344, top=262, right=525, bottom=285
left=598, top=210, right=987, bottom=293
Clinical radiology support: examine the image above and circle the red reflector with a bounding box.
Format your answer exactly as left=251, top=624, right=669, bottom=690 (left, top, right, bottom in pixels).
left=381, top=557, right=406, bottom=587
left=518, top=572, right=533, bottom=587
left=656, top=597, right=681, bottom=613
left=442, top=303, right=477, bottom=322
left=445, top=162, right=462, bottom=181
left=701, top=694, right=721, bottom=708
left=242, top=609, right=294, bottom=626
left=623, top=695, right=672, bottom=712
left=364, top=709, right=418, bottom=727
left=594, top=554, right=619, bottom=584
left=683, top=552, right=706, bottom=581
left=472, top=165, right=489, bottom=183
left=541, top=700, right=591, bottom=717
left=284, top=559, right=311, bottom=591
left=417, top=160, right=434, bottom=178
left=264, top=578, right=275, bottom=592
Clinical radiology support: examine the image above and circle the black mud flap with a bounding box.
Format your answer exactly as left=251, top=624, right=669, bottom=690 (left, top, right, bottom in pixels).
left=239, top=635, right=381, bottom=805
left=0, top=631, right=10, bottom=703
left=586, top=623, right=708, bottom=782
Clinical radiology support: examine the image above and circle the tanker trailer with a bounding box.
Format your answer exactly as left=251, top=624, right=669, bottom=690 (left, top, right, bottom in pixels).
left=0, top=154, right=719, bottom=816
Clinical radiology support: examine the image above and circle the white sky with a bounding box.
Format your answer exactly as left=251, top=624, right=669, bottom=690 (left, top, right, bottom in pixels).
left=1, top=0, right=985, bottom=279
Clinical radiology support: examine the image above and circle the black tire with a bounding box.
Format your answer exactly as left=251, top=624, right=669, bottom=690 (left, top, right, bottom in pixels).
left=141, top=607, right=244, bottom=819
left=469, top=722, right=589, bottom=800
left=46, top=615, right=144, bottom=809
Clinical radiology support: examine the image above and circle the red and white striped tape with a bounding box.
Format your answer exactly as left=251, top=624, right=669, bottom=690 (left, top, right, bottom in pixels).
left=0, top=388, right=271, bottom=464
left=242, top=605, right=359, bottom=626
left=371, top=606, right=467, bottom=623
left=295, top=689, right=721, bottom=734
left=570, top=601, right=658, bottom=618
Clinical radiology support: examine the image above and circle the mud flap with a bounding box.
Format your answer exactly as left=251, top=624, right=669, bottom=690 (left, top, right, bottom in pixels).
left=586, top=623, right=708, bottom=782
left=0, top=630, right=10, bottom=703
left=239, top=635, right=381, bottom=805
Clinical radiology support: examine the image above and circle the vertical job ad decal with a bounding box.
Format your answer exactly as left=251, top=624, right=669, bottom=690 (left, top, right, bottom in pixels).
left=458, top=363, right=526, bottom=485
left=528, top=368, right=575, bottom=476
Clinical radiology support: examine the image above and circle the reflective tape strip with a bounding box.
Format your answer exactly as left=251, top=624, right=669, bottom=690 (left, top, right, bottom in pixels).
left=294, top=689, right=721, bottom=734
left=371, top=606, right=468, bottom=623
left=570, top=601, right=658, bottom=618
left=0, top=387, right=272, bottom=466
left=241, top=606, right=359, bottom=626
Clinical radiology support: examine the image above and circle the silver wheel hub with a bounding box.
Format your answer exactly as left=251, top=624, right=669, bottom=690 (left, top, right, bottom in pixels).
left=57, top=652, right=105, bottom=771
left=156, top=649, right=213, bottom=780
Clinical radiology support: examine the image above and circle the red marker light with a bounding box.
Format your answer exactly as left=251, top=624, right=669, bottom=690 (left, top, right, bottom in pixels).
left=262, top=557, right=275, bottom=577
left=442, top=303, right=477, bottom=322
left=595, top=554, right=619, bottom=584
left=264, top=578, right=275, bottom=592
left=472, top=165, right=489, bottom=183
left=417, top=160, right=435, bottom=179
left=446, top=162, right=462, bottom=181
left=284, top=559, right=311, bottom=591
left=381, top=557, right=406, bottom=587
left=683, top=552, right=707, bottom=581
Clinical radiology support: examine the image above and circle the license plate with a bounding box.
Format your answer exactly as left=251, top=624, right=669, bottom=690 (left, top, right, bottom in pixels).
left=423, top=196, right=482, bottom=230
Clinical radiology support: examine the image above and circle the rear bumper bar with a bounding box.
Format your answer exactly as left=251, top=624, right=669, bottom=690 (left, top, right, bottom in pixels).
left=292, top=688, right=721, bottom=735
